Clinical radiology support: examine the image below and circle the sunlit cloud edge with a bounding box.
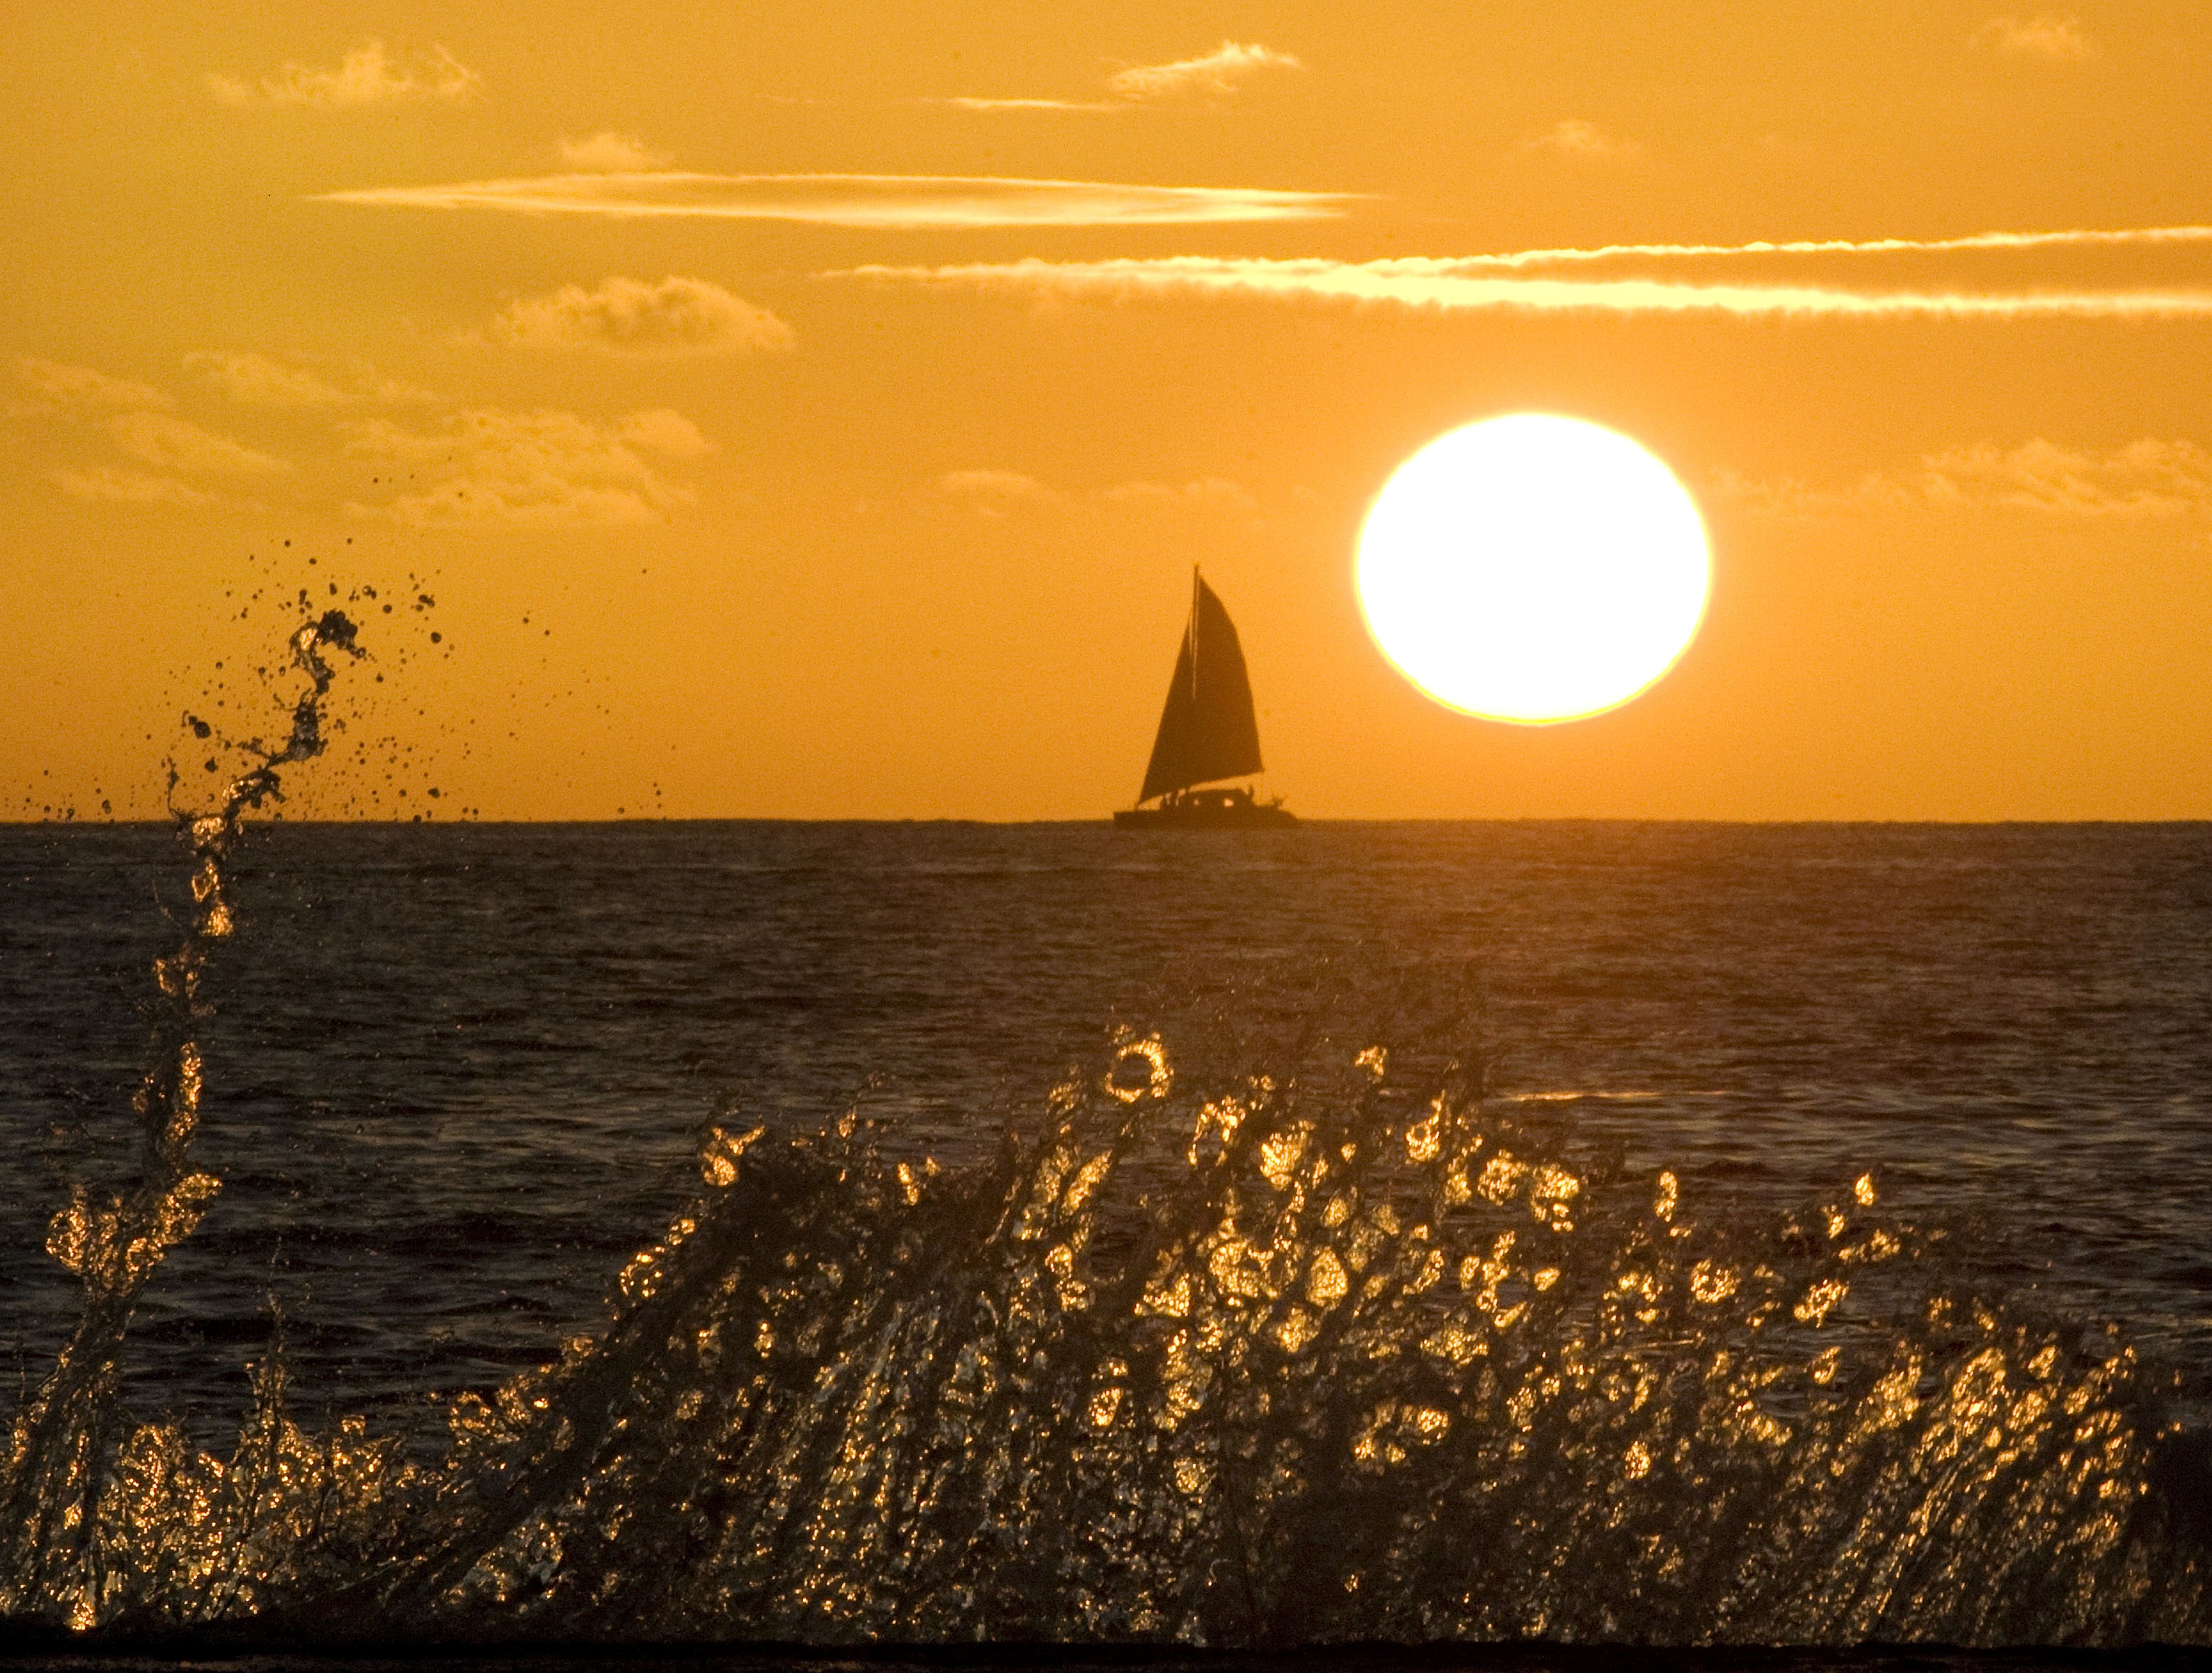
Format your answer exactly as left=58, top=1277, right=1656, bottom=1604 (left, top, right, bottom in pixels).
left=312, top=172, right=1353, bottom=227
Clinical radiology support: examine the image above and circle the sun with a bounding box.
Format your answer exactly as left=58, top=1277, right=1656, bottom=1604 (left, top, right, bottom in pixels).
left=1355, top=414, right=1711, bottom=724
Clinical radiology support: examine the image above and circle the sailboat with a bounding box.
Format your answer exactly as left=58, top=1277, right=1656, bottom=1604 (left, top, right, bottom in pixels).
left=1113, top=569, right=1297, bottom=828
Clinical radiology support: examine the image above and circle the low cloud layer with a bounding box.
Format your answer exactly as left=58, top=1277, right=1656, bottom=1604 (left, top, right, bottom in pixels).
left=318, top=172, right=1347, bottom=227
left=183, top=351, right=436, bottom=407
left=342, top=407, right=713, bottom=527
left=487, top=276, right=793, bottom=357
left=17, top=352, right=713, bottom=529
left=845, top=256, right=2212, bottom=320
left=1974, top=14, right=2098, bottom=60
left=53, top=467, right=225, bottom=508
left=109, top=410, right=286, bottom=474
left=16, top=357, right=268, bottom=511
left=186, top=352, right=348, bottom=406
left=1719, top=439, right=2211, bottom=518
left=14, top=357, right=171, bottom=410
left=210, top=40, right=479, bottom=107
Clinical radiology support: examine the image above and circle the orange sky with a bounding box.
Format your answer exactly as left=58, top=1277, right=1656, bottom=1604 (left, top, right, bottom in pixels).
left=5, top=4, right=2210, bottom=820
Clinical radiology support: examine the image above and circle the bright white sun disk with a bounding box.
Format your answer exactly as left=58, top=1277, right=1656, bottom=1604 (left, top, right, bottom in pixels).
left=1356, top=414, right=1710, bottom=723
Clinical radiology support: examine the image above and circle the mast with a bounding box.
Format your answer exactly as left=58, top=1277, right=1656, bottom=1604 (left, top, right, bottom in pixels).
left=1190, top=563, right=1201, bottom=703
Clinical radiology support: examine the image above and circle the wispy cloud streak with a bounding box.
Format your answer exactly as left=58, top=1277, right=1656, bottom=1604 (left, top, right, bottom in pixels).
left=1369, top=224, right=2212, bottom=271
left=315, top=172, right=1348, bottom=227
left=928, top=97, right=1129, bottom=113
left=840, top=256, right=2212, bottom=319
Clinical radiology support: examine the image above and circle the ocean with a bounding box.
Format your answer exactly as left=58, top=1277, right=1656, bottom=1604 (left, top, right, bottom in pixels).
left=5, top=795, right=2212, bottom=1652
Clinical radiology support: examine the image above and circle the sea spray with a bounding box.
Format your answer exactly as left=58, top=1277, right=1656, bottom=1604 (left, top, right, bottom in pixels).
left=0, top=610, right=362, bottom=1628
left=267, top=1036, right=2198, bottom=1647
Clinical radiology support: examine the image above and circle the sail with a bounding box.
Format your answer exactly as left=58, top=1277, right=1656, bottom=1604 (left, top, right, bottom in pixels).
left=1138, top=575, right=1265, bottom=802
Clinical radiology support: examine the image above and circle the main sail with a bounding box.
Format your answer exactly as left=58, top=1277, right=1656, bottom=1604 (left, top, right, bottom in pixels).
left=1138, top=574, right=1265, bottom=803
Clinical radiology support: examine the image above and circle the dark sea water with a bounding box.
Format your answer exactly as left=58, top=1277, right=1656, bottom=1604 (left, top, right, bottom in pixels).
left=4, top=813, right=2211, bottom=1655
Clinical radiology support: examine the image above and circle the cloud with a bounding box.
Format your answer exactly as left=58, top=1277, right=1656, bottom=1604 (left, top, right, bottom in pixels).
left=1974, top=15, right=2098, bottom=60
left=184, top=350, right=441, bottom=406
left=341, top=406, right=711, bottom=528
left=109, top=410, right=286, bottom=474
left=935, top=468, right=1258, bottom=521
left=1101, top=477, right=1260, bottom=516
left=1354, top=224, right=2212, bottom=271
left=929, top=97, right=1129, bottom=113
left=559, top=131, right=672, bottom=171
left=315, top=171, right=1349, bottom=227
left=210, top=40, right=479, bottom=107
left=842, top=256, right=2212, bottom=320
left=937, top=468, right=1063, bottom=510
left=15, top=357, right=171, bottom=408
left=487, top=276, right=792, bottom=357
left=617, top=408, right=714, bottom=459
left=183, top=351, right=347, bottom=406
left=1108, top=41, right=1303, bottom=102
left=1521, top=119, right=1640, bottom=158
left=937, top=466, right=1057, bottom=499
left=1921, top=438, right=2208, bottom=512
left=1707, top=469, right=1916, bottom=518
left=1717, top=439, right=2212, bottom=518
left=928, top=38, right=1300, bottom=112
left=52, top=467, right=224, bottom=508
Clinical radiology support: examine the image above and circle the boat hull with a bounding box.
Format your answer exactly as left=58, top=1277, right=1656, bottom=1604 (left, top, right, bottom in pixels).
left=1113, top=801, right=1299, bottom=830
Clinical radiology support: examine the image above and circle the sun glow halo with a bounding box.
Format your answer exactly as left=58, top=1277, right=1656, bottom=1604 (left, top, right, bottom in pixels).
left=1356, top=414, right=1711, bottom=723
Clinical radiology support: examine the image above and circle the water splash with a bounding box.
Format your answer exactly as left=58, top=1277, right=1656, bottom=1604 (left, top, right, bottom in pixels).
left=3, top=621, right=2208, bottom=1644
left=318, top=1044, right=2202, bottom=1647
left=0, top=610, right=361, bottom=1628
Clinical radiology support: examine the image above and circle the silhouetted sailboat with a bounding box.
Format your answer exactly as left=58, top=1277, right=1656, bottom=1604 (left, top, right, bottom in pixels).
left=1114, top=569, right=1297, bottom=828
